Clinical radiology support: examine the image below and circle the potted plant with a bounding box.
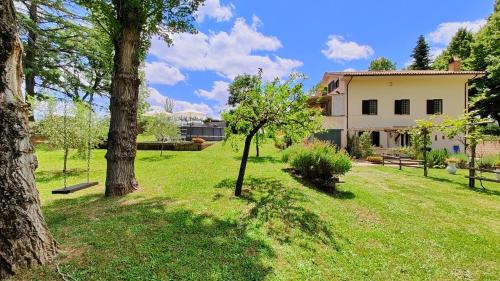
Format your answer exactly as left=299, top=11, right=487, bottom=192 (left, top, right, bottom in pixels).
left=445, top=158, right=459, bottom=175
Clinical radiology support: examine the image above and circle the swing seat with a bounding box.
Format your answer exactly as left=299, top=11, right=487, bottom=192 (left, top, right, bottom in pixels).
left=52, top=182, right=99, bottom=194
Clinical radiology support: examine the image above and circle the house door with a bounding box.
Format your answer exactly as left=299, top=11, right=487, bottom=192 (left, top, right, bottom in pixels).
left=371, top=131, right=380, bottom=147
left=315, top=129, right=342, bottom=147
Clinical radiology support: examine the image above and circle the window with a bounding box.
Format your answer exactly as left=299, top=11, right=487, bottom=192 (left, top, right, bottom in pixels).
left=362, top=100, right=377, bottom=115
left=394, top=99, right=410, bottom=115
left=427, top=99, right=443, bottom=115
left=327, top=79, right=339, bottom=93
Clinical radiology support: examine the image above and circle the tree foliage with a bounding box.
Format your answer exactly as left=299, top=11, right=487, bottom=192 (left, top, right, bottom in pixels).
left=35, top=98, right=109, bottom=157
left=409, top=35, right=431, bottom=70
left=15, top=0, right=113, bottom=102
left=467, top=1, right=500, bottom=123
left=223, top=72, right=322, bottom=196
left=369, top=57, right=396, bottom=71
left=432, top=28, right=474, bottom=70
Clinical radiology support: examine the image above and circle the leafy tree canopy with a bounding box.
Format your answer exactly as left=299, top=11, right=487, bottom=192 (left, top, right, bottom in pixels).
left=369, top=57, right=396, bottom=71
left=432, top=28, right=474, bottom=70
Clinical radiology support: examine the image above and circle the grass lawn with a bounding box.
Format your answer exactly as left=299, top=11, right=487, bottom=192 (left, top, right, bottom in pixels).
left=16, top=142, right=500, bottom=280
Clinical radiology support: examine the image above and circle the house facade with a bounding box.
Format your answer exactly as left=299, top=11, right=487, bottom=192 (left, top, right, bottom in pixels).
left=309, top=61, right=485, bottom=153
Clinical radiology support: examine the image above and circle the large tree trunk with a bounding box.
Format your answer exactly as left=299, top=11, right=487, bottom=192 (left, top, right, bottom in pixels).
left=24, top=0, right=37, bottom=121
left=0, top=0, right=57, bottom=278
left=255, top=133, right=260, bottom=157
left=105, top=1, right=141, bottom=196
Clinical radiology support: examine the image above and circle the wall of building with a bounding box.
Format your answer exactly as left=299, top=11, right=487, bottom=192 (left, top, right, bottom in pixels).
left=346, top=75, right=469, bottom=150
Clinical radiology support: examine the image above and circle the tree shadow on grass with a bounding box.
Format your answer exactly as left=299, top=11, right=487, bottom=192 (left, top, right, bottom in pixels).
left=138, top=154, right=175, bottom=162
left=215, top=177, right=342, bottom=248
left=427, top=175, right=500, bottom=196
left=36, top=168, right=85, bottom=183
left=233, top=156, right=282, bottom=164
left=40, top=194, right=274, bottom=280
left=283, top=168, right=355, bottom=200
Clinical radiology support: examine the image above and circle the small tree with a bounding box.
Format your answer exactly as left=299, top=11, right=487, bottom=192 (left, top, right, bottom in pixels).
left=369, top=57, right=396, bottom=71
left=408, top=119, right=434, bottom=176
left=145, top=114, right=180, bottom=156
left=36, top=99, right=108, bottom=174
left=410, top=35, right=431, bottom=70
left=440, top=111, right=489, bottom=187
left=223, top=72, right=322, bottom=196
left=164, top=97, right=174, bottom=113
left=359, top=132, right=374, bottom=157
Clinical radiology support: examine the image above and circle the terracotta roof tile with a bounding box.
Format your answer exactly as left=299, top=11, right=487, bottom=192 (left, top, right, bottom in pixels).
left=326, top=70, right=486, bottom=76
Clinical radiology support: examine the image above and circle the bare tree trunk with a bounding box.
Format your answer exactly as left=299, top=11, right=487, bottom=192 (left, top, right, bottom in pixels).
left=0, top=0, right=57, bottom=277
left=469, top=142, right=476, bottom=188
left=105, top=1, right=141, bottom=196
left=255, top=133, right=260, bottom=157
left=235, top=125, right=262, bottom=196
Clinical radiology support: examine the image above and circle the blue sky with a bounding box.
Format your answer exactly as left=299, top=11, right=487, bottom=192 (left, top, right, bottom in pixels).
left=145, top=0, right=494, bottom=118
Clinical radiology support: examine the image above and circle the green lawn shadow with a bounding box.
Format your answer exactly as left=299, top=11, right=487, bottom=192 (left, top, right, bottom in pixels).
left=215, top=176, right=342, bottom=248
left=43, top=194, right=273, bottom=280
left=138, top=154, right=175, bottom=162
left=427, top=175, right=500, bottom=196
left=36, top=168, right=85, bottom=183
left=233, top=156, right=282, bottom=164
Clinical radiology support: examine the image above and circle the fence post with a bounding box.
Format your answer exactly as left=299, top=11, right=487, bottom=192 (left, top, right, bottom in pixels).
left=399, top=157, right=402, bottom=170
left=382, top=155, right=385, bottom=166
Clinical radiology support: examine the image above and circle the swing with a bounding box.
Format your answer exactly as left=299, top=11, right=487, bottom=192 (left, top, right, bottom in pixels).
left=52, top=97, right=99, bottom=194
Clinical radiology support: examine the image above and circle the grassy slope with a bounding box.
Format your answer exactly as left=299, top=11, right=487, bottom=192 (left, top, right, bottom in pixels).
left=16, top=142, right=500, bottom=280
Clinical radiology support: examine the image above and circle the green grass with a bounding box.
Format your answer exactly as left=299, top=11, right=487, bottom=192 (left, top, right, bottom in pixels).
left=16, top=142, right=500, bottom=280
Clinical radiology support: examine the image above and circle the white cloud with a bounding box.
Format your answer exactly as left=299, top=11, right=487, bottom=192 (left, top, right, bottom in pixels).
left=146, top=87, right=214, bottom=117
left=149, top=17, right=302, bottom=80
left=343, top=68, right=356, bottom=72
left=197, top=0, right=234, bottom=22
left=195, top=80, right=230, bottom=103
left=428, top=19, right=486, bottom=45
left=430, top=47, right=445, bottom=59
left=321, top=35, right=374, bottom=62
left=144, top=62, right=185, bottom=85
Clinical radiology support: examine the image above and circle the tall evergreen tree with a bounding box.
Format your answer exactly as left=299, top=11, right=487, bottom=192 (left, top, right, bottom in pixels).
left=81, top=0, right=204, bottom=196
left=432, top=28, right=474, bottom=70
left=410, top=35, right=431, bottom=70
left=0, top=0, right=57, bottom=277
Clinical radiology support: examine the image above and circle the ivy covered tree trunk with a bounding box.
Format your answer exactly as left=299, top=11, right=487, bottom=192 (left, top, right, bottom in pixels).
left=105, top=0, right=142, bottom=196
left=0, top=0, right=57, bottom=277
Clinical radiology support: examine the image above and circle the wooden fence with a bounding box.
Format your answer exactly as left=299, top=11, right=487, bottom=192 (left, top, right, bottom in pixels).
left=381, top=154, right=424, bottom=170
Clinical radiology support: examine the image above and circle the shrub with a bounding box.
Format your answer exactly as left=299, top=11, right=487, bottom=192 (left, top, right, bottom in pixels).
left=289, top=140, right=352, bottom=181
left=426, top=149, right=448, bottom=168
left=281, top=144, right=304, bottom=163
left=192, top=137, right=205, bottom=144
left=359, top=132, right=374, bottom=158
left=448, top=153, right=468, bottom=168
left=478, top=154, right=500, bottom=169
left=366, top=156, right=383, bottom=163
left=393, top=147, right=415, bottom=158
left=347, top=134, right=362, bottom=158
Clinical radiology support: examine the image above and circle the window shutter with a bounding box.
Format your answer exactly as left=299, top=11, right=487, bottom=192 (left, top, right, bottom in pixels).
left=373, top=100, right=377, bottom=115
left=362, top=100, right=369, bottom=114
left=426, top=100, right=434, bottom=114
left=395, top=100, right=401, bottom=114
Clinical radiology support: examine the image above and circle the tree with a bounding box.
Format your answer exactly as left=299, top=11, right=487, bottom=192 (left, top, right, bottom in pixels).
left=369, top=57, right=396, bottom=71
left=441, top=111, right=490, bottom=187
left=81, top=0, right=204, bottom=196
left=408, top=119, right=434, bottom=176
left=145, top=114, right=180, bottom=156
left=432, top=28, right=474, bottom=70
left=228, top=73, right=260, bottom=106
left=15, top=0, right=113, bottom=118
left=164, top=96, right=174, bottom=113
left=35, top=98, right=109, bottom=173
left=0, top=0, right=57, bottom=277
left=410, top=35, right=431, bottom=70
left=223, top=72, right=322, bottom=196
left=467, top=0, right=500, bottom=123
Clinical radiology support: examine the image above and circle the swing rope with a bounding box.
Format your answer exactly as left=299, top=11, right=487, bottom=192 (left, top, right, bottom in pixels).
left=63, top=98, right=68, bottom=189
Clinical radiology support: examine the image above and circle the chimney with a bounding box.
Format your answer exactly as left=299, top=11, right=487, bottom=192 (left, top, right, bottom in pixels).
left=448, top=56, right=461, bottom=71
